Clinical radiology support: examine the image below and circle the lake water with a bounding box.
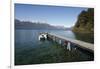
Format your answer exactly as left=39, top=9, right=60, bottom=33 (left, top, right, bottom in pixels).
left=15, top=30, right=94, bottom=65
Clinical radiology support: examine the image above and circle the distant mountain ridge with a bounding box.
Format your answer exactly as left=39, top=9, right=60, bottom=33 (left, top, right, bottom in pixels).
left=15, top=19, right=70, bottom=30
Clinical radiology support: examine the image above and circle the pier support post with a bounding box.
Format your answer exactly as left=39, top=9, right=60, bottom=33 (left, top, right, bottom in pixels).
left=53, top=36, right=55, bottom=41
left=67, top=42, right=71, bottom=51
left=59, top=39, right=62, bottom=45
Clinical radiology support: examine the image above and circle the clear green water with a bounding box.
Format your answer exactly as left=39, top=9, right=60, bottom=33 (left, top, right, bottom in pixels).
left=15, top=30, right=94, bottom=65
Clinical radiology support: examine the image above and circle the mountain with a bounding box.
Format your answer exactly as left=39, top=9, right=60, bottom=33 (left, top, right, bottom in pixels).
left=15, top=19, right=69, bottom=30
left=72, top=8, right=94, bottom=33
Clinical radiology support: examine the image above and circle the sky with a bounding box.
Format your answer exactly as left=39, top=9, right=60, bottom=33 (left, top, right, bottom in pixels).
left=15, top=4, right=88, bottom=27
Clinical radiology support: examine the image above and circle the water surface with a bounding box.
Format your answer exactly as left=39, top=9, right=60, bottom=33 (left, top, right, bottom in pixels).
left=15, top=30, right=94, bottom=65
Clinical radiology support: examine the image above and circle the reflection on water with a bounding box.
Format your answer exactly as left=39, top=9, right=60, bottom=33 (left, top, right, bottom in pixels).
left=15, top=30, right=94, bottom=65
left=49, top=30, right=93, bottom=43
left=73, top=32, right=94, bottom=43
left=50, top=30, right=76, bottom=39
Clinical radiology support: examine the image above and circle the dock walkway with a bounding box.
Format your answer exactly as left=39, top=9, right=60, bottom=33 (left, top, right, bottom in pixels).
left=47, top=33, right=94, bottom=53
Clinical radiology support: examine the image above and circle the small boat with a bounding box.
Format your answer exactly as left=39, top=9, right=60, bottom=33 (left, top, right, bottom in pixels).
left=38, top=33, right=47, bottom=41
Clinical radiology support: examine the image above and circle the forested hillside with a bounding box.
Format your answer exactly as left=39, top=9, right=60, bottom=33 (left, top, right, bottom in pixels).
left=73, top=8, right=94, bottom=33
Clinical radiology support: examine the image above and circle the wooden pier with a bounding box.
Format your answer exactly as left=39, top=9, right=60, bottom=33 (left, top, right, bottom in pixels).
left=47, top=33, right=94, bottom=53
